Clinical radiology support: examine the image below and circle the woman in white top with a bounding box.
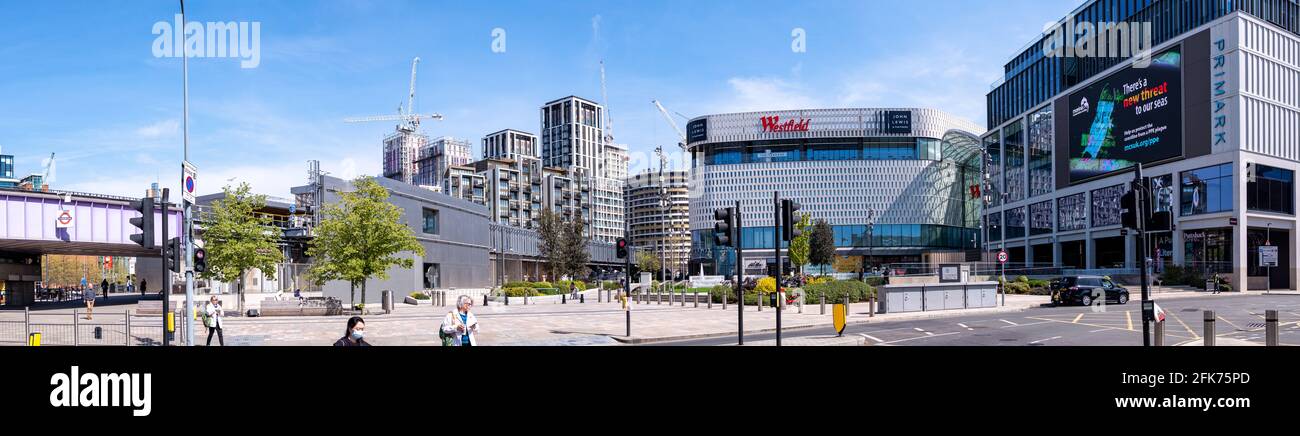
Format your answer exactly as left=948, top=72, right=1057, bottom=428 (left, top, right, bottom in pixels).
left=204, top=296, right=225, bottom=346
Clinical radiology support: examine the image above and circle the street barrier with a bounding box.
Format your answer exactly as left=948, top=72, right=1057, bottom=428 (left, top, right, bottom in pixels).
left=819, top=292, right=825, bottom=315
left=1203, top=310, right=1215, bottom=346
left=1266, top=310, right=1279, bottom=346
left=1154, top=319, right=1165, bottom=346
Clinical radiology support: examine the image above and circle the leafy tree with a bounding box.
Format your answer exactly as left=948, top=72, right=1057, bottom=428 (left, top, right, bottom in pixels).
left=562, top=215, right=591, bottom=280
left=636, top=251, right=660, bottom=278
left=786, top=213, right=813, bottom=275
left=306, top=177, right=425, bottom=309
left=536, top=209, right=565, bottom=282
left=201, top=182, right=285, bottom=312
left=810, top=219, right=836, bottom=271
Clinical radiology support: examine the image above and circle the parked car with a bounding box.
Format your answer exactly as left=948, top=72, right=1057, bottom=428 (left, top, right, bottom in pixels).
left=1050, top=276, right=1129, bottom=306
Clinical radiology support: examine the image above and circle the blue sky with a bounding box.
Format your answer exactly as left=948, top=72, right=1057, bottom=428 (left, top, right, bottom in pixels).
left=0, top=0, right=1082, bottom=198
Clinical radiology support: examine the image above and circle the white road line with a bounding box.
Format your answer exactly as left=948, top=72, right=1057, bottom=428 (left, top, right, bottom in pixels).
left=958, top=323, right=974, bottom=331
left=913, top=327, right=935, bottom=336
left=1000, top=319, right=1019, bottom=326
left=1000, top=320, right=1052, bottom=328
left=1089, top=328, right=1112, bottom=333
left=1029, top=336, right=1063, bottom=344
left=859, top=333, right=884, bottom=343
left=882, top=331, right=960, bottom=344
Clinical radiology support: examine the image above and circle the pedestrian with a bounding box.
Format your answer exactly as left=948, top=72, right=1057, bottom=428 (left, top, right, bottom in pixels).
left=334, top=316, right=370, bottom=346
left=101, top=278, right=109, bottom=297
left=204, top=296, right=225, bottom=346
left=439, top=295, right=478, bottom=346
left=126, top=281, right=134, bottom=295
left=140, top=278, right=147, bottom=296
left=1211, top=273, right=1222, bottom=294
left=83, top=285, right=96, bottom=320
left=569, top=281, right=577, bottom=299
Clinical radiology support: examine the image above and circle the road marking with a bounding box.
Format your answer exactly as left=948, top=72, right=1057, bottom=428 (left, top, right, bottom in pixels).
left=1217, top=316, right=1243, bottom=331
left=1000, top=320, right=1052, bottom=328
left=1126, top=311, right=1133, bottom=331
left=1168, top=312, right=1200, bottom=339
left=957, top=323, right=974, bottom=331
left=1029, top=336, right=1063, bottom=344
left=1000, top=319, right=1019, bottom=326
left=913, top=327, right=935, bottom=336
left=1089, top=328, right=1112, bottom=333
left=1072, top=313, right=1084, bottom=324
left=859, top=333, right=884, bottom=343
left=882, top=331, right=960, bottom=344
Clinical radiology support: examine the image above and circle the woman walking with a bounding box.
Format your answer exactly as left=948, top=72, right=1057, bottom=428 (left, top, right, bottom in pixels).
left=204, top=296, right=225, bottom=346
left=334, top=316, right=371, bottom=346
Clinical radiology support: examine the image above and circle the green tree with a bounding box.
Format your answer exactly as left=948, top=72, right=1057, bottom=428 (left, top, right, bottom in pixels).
left=786, top=213, right=813, bottom=275
left=561, top=215, right=590, bottom=280
left=536, top=209, right=565, bottom=282
left=307, top=177, right=425, bottom=309
left=810, top=219, right=836, bottom=272
left=636, top=250, right=660, bottom=278
left=201, top=182, right=285, bottom=312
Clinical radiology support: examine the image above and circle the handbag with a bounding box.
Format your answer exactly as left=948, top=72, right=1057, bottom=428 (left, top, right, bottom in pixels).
left=439, top=312, right=457, bottom=346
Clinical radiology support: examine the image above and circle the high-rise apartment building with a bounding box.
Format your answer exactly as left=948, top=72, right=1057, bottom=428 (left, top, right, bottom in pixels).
left=539, top=96, right=625, bottom=243
left=483, top=129, right=538, bottom=161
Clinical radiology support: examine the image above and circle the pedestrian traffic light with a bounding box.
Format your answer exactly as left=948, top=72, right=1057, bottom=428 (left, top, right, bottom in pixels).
left=128, top=197, right=155, bottom=249
left=781, top=199, right=801, bottom=241
left=193, top=248, right=207, bottom=274
left=164, top=237, right=182, bottom=274
left=1120, top=190, right=1138, bottom=230
left=615, top=238, right=628, bottom=259
left=713, top=207, right=735, bottom=247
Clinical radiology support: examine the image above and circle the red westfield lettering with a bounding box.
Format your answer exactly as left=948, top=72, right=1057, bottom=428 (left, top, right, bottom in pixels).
left=760, top=116, right=810, bottom=133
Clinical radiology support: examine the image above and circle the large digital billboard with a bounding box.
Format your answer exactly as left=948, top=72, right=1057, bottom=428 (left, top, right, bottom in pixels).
left=1067, top=48, right=1183, bottom=183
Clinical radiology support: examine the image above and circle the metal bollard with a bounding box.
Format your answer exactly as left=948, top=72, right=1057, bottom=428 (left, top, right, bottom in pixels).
left=125, top=310, right=132, bottom=346
left=820, top=292, right=825, bottom=315
left=1266, top=310, right=1279, bottom=346
left=843, top=296, right=850, bottom=318
left=484, top=294, right=489, bottom=307
left=657, top=290, right=661, bottom=305
left=1158, top=318, right=1168, bottom=345
left=73, top=310, right=79, bottom=346
left=25, top=306, right=30, bottom=342
left=504, top=295, right=509, bottom=305
left=707, top=292, right=712, bottom=309
left=524, top=294, right=529, bottom=305
left=757, top=293, right=762, bottom=312
left=681, top=291, right=686, bottom=307
left=1203, top=310, right=1215, bottom=347
left=694, top=292, right=699, bottom=308
left=562, top=294, right=566, bottom=304
left=722, top=291, right=727, bottom=310
left=870, top=295, right=875, bottom=317
left=580, top=294, right=585, bottom=304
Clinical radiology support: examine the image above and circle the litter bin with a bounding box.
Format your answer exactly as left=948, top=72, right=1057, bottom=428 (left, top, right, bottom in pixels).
left=382, top=290, right=393, bottom=314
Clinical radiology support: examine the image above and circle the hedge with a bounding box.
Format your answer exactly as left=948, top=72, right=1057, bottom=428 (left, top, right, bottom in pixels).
left=801, top=280, right=874, bottom=304
left=502, top=287, right=537, bottom=297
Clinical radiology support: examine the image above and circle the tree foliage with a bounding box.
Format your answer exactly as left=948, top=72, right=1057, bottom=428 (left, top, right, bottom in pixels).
left=636, top=250, right=660, bottom=276
left=810, top=219, right=837, bottom=268
left=201, top=182, right=285, bottom=312
left=786, top=213, right=813, bottom=274
left=307, top=177, right=425, bottom=308
left=537, top=209, right=589, bottom=281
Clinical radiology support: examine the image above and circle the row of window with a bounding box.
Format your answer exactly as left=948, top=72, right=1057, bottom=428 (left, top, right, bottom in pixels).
left=700, top=138, right=942, bottom=166
left=693, top=224, right=977, bottom=251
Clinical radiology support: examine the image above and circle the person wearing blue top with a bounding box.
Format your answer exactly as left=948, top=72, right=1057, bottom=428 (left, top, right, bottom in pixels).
left=440, top=295, right=479, bottom=346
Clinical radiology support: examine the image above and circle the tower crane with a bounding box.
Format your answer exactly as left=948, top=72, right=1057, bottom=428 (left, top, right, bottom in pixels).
left=600, top=59, right=615, bottom=144
left=40, top=152, right=54, bottom=190
left=651, top=99, right=687, bottom=150
left=344, top=57, right=443, bottom=131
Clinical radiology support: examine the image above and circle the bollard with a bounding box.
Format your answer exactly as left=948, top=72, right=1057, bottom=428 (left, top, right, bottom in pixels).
left=1266, top=310, right=1279, bottom=346
left=1154, top=319, right=1164, bottom=346
left=798, top=294, right=803, bottom=314
left=580, top=294, right=585, bottom=304
left=757, top=293, right=762, bottom=312
left=681, top=290, right=686, bottom=307
left=694, top=292, right=699, bottom=308
left=28, top=332, right=41, bottom=346
left=484, top=294, right=489, bottom=307
left=1203, top=310, right=1215, bottom=347
left=524, top=294, right=529, bottom=305
left=562, top=294, right=566, bottom=304
left=820, top=292, right=825, bottom=315
left=657, top=290, right=661, bottom=305
left=843, top=296, right=850, bottom=318
left=25, top=306, right=30, bottom=341
left=722, top=291, right=727, bottom=310
left=505, top=295, right=509, bottom=306
left=626, top=309, right=631, bottom=337
left=125, top=310, right=132, bottom=346
left=94, top=326, right=103, bottom=340
left=869, top=295, right=875, bottom=317
left=73, top=310, right=80, bottom=346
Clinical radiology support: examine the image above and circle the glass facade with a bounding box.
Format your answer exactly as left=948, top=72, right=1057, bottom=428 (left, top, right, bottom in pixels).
left=1029, top=200, right=1054, bottom=236
left=1027, top=107, right=1054, bottom=197
left=1003, top=120, right=1025, bottom=203
left=1247, top=164, right=1294, bottom=214
left=701, top=137, right=939, bottom=166
left=422, top=208, right=439, bottom=234
left=1058, top=192, right=1088, bottom=231
left=1181, top=163, right=1234, bottom=216
left=983, top=133, right=1001, bottom=206
left=987, top=211, right=1002, bottom=242
left=988, top=0, right=1300, bottom=128
left=1091, top=184, right=1126, bottom=227
left=1005, top=206, right=1027, bottom=239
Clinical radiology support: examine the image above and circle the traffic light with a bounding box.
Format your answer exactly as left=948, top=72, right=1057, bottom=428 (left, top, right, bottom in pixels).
left=1120, top=190, right=1138, bottom=230
left=193, top=248, right=207, bottom=274
left=128, top=197, right=155, bottom=249
left=164, top=237, right=182, bottom=274
left=781, top=199, right=801, bottom=241
left=713, top=207, right=735, bottom=247
left=615, top=238, right=628, bottom=259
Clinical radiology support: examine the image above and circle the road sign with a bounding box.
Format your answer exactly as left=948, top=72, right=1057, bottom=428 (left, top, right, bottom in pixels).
left=1152, top=303, right=1166, bottom=323
left=55, top=209, right=74, bottom=228
left=832, top=304, right=847, bottom=336
left=1259, top=245, right=1279, bottom=267
left=182, top=161, right=198, bottom=205
left=997, top=251, right=1008, bottom=263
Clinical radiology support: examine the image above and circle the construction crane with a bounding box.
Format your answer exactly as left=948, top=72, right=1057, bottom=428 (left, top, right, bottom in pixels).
left=651, top=99, right=687, bottom=150
left=600, top=59, right=615, bottom=144
left=40, top=152, right=54, bottom=190
left=344, top=57, right=443, bottom=131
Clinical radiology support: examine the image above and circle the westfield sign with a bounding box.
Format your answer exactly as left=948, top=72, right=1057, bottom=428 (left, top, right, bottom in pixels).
left=759, top=116, right=810, bottom=133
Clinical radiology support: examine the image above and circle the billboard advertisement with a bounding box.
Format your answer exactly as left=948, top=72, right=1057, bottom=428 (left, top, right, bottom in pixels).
left=1067, top=47, right=1183, bottom=183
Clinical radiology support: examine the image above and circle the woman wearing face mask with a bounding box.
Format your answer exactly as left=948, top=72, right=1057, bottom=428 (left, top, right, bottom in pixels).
left=334, top=316, right=371, bottom=346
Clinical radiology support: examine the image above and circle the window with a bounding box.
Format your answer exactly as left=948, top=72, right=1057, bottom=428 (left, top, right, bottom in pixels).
left=423, top=263, right=441, bottom=289
left=983, top=133, right=1001, bottom=206
left=422, top=208, right=439, bottom=234
left=1003, top=120, right=1025, bottom=202
left=1029, top=200, right=1053, bottom=235
left=1091, top=185, right=1126, bottom=227
left=1005, top=207, right=1026, bottom=239
left=1058, top=192, right=1087, bottom=231
left=987, top=212, right=1002, bottom=242
left=808, top=145, right=859, bottom=161
left=1181, top=163, right=1234, bottom=216
left=1247, top=164, right=1294, bottom=214
left=1027, top=107, right=1053, bottom=198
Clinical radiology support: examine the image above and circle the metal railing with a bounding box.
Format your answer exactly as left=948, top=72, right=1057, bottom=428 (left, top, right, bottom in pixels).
left=1, top=308, right=184, bottom=346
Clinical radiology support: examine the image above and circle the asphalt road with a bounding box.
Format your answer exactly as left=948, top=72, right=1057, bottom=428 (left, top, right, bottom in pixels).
left=649, top=294, right=1300, bottom=346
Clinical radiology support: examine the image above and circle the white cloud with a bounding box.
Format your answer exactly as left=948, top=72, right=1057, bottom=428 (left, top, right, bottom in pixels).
left=135, top=119, right=179, bottom=138
left=720, top=77, right=823, bottom=113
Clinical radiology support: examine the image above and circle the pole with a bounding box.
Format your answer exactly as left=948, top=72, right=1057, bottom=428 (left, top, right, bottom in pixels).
left=735, top=200, right=744, bottom=346
left=774, top=191, right=782, bottom=347
left=179, top=0, right=196, bottom=347
left=1135, top=164, right=1151, bottom=346
left=161, top=188, right=171, bottom=346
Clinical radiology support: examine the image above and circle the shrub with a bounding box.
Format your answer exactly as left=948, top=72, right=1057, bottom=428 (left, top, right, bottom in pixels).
left=503, top=281, right=531, bottom=289
left=864, top=276, right=886, bottom=287
left=602, top=280, right=620, bottom=290
left=755, top=277, right=777, bottom=293
left=1016, top=275, right=1030, bottom=284
left=803, top=280, right=874, bottom=304
left=709, top=284, right=733, bottom=303
left=1027, top=279, right=1050, bottom=288
left=409, top=291, right=429, bottom=300
left=502, top=287, right=537, bottom=297
left=554, top=280, right=586, bottom=291
left=531, top=281, right=554, bottom=290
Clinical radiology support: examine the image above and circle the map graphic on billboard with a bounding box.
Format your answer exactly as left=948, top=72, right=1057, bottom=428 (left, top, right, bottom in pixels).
left=1067, top=48, right=1183, bottom=183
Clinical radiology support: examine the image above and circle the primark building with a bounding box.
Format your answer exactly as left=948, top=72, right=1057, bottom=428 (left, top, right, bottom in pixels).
left=984, top=0, right=1300, bottom=291
left=686, top=108, right=986, bottom=276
